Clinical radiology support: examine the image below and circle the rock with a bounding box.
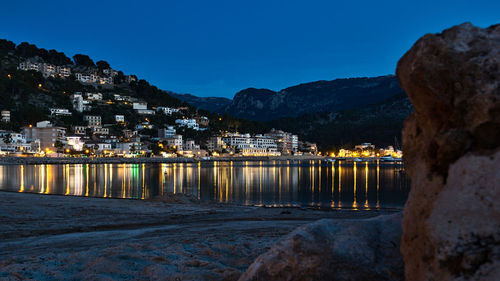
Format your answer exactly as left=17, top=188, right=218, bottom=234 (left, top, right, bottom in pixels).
left=239, top=213, right=403, bottom=281
left=396, top=22, right=500, bottom=280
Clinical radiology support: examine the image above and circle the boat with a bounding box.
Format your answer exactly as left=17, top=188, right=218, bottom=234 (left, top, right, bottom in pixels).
left=380, top=155, right=403, bottom=162
left=380, top=155, right=395, bottom=162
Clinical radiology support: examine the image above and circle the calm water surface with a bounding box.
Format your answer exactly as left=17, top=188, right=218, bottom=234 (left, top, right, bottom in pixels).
left=0, top=161, right=410, bottom=209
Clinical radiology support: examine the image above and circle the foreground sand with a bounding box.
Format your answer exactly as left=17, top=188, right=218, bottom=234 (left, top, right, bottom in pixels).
left=0, top=191, right=399, bottom=280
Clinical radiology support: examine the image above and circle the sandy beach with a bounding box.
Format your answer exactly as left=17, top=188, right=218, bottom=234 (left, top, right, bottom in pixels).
left=0, top=191, right=399, bottom=280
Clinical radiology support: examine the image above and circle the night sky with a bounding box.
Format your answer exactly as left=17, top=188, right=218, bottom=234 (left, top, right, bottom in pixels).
left=2, top=0, right=498, bottom=98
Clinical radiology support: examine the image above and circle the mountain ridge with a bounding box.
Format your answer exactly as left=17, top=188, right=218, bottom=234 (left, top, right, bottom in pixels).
left=172, top=75, right=403, bottom=122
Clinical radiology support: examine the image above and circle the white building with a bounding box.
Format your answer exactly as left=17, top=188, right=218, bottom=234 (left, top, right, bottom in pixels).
left=116, top=142, right=142, bottom=154
left=75, top=73, right=112, bottom=85
left=67, top=136, right=84, bottom=151
left=1, top=111, right=10, bottom=123
left=36, top=121, right=52, bottom=128
left=355, top=143, right=375, bottom=150
left=113, top=94, right=134, bottom=102
left=175, top=119, right=199, bottom=130
left=86, top=142, right=112, bottom=152
left=86, top=93, right=103, bottom=101
left=133, top=102, right=147, bottom=110
left=18, top=61, right=42, bottom=71
left=73, top=126, right=87, bottom=135
left=222, top=133, right=280, bottom=156
left=157, top=107, right=179, bottom=115
left=49, top=108, right=72, bottom=116
left=206, top=136, right=226, bottom=151
left=41, top=63, right=56, bottom=77
left=136, top=109, right=155, bottom=115
left=75, top=73, right=96, bottom=83
left=166, top=135, right=183, bottom=150
left=158, top=126, right=176, bottom=139
left=92, top=127, right=109, bottom=135
left=0, top=131, right=31, bottom=152
left=114, top=115, right=125, bottom=123
left=183, top=140, right=200, bottom=151
left=98, top=76, right=113, bottom=85
left=265, top=129, right=299, bottom=154
left=56, top=66, right=71, bottom=77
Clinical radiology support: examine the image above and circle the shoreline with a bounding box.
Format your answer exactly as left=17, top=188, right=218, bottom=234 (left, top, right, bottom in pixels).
left=0, top=155, right=326, bottom=165
left=0, top=191, right=399, bottom=280
left=0, top=155, right=403, bottom=165
left=0, top=189, right=405, bottom=212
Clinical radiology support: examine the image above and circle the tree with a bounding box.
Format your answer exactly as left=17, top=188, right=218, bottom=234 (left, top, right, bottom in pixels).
left=73, top=54, right=95, bottom=67
left=96, top=60, right=110, bottom=70
left=114, top=71, right=125, bottom=84
left=54, top=140, right=64, bottom=152
left=15, top=42, right=39, bottom=58
left=0, top=39, right=15, bottom=56
left=44, top=49, right=72, bottom=65
left=3, top=133, right=12, bottom=144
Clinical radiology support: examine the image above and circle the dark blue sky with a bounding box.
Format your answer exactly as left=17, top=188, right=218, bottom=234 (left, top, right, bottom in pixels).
left=2, top=0, right=498, bottom=98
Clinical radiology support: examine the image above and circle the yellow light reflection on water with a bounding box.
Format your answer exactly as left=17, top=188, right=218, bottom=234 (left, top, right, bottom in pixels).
left=141, top=163, right=145, bottom=199
left=121, top=164, right=126, bottom=198
left=85, top=164, right=89, bottom=197
left=331, top=163, right=335, bottom=208
left=109, top=164, right=113, bottom=197
left=19, top=165, right=24, bottom=192
left=198, top=162, right=201, bottom=200
left=93, top=165, right=97, bottom=196
left=364, top=162, right=369, bottom=209
left=65, top=164, right=70, bottom=195
left=353, top=162, right=358, bottom=210
left=174, top=163, right=177, bottom=194
left=104, top=163, right=108, bottom=198
left=377, top=160, right=380, bottom=209
left=338, top=161, right=342, bottom=208
left=318, top=164, right=322, bottom=193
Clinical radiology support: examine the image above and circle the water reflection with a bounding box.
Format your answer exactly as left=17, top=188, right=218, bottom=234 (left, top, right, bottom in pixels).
left=0, top=161, right=410, bottom=209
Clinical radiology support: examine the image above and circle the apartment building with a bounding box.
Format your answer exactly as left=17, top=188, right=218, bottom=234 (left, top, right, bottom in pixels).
left=265, top=129, right=298, bottom=155
left=86, top=93, right=103, bottom=101
left=175, top=119, right=199, bottom=130
left=166, top=135, right=183, bottom=150
left=158, top=126, right=176, bottom=139
left=22, top=122, right=66, bottom=150
left=1, top=111, right=10, bottom=123
left=157, top=107, right=179, bottom=115
left=84, top=115, right=101, bottom=127
left=49, top=108, right=72, bottom=116
left=114, top=115, right=125, bottom=123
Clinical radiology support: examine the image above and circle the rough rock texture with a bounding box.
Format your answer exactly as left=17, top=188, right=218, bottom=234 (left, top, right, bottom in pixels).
left=239, top=213, right=403, bottom=281
left=397, top=22, right=500, bottom=280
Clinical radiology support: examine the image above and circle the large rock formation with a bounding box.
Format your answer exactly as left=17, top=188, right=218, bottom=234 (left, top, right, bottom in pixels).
left=239, top=213, right=403, bottom=281
left=224, top=75, right=402, bottom=121
left=397, top=22, right=500, bottom=280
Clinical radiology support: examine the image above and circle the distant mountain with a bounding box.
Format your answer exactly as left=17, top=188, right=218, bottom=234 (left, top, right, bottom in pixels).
left=169, top=92, right=231, bottom=113
left=223, top=75, right=402, bottom=121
